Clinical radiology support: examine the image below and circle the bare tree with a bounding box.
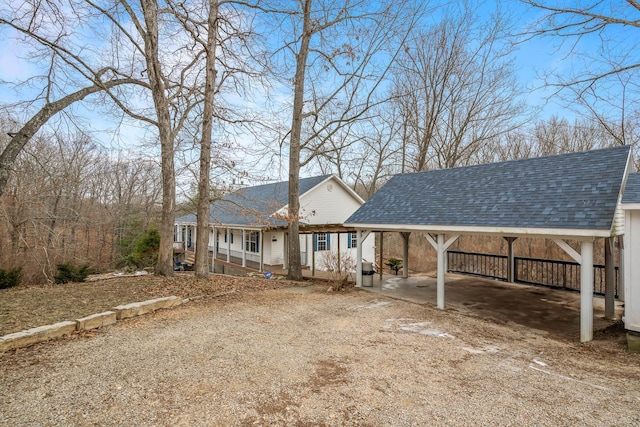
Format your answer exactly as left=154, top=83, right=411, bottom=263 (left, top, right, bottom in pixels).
left=392, top=2, right=525, bottom=171
left=522, top=1, right=640, bottom=146
left=264, top=0, right=420, bottom=280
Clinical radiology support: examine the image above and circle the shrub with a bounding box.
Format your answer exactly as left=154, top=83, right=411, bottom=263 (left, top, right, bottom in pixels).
left=385, top=257, right=403, bottom=275
left=55, top=263, right=90, bottom=284
left=116, top=228, right=161, bottom=269
left=0, top=267, right=22, bottom=289
left=319, top=251, right=356, bottom=291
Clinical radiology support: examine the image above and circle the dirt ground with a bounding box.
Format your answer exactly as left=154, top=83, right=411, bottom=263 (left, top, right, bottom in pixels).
left=0, top=272, right=295, bottom=335
left=1, top=278, right=640, bottom=426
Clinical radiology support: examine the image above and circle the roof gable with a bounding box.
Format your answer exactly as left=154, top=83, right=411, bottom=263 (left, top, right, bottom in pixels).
left=346, top=145, right=631, bottom=234
left=622, top=173, right=640, bottom=204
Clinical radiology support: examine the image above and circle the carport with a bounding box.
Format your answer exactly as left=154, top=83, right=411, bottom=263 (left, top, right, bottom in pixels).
left=345, top=146, right=633, bottom=342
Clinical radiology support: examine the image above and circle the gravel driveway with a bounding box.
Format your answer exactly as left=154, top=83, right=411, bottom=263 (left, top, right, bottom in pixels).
left=1, top=285, right=639, bottom=426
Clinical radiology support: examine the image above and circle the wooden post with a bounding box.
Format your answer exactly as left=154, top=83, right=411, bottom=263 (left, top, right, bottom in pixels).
left=504, top=237, right=517, bottom=283
left=226, top=228, right=231, bottom=263
left=605, top=237, right=615, bottom=319
left=337, top=232, right=341, bottom=273
left=401, top=232, right=410, bottom=279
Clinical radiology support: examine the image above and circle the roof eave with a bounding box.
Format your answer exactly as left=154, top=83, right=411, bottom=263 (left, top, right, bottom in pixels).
left=343, top=223, right=610, bottom=240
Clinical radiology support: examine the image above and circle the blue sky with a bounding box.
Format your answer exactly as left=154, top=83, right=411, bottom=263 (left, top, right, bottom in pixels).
left=0, top=0, right=636, bottom=164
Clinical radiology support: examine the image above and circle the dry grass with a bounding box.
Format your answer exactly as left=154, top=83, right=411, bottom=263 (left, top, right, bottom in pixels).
left=0, top=273, right=300, bottom=336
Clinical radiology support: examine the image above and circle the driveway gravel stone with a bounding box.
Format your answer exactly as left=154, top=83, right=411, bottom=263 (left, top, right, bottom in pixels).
left=1, top=285, right=639, bottom=426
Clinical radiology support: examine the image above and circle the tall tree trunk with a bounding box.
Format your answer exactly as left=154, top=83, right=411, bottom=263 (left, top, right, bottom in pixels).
left=287, top=0, right=313, bottom=281
left=195, top=0, right=219, bottom=278
left=141, top=0, right=176, bottom=276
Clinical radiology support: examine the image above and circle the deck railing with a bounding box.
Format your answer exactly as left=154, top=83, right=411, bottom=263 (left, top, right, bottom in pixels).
left=447, top=250, right=619, bottom=298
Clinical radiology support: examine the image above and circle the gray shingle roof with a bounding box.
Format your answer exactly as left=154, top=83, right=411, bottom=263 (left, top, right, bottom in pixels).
left=345, top=145, right=631, bottom=232
left=622, top=173, right=640, bottom=204
left=176, top=175, right=332, bottom=227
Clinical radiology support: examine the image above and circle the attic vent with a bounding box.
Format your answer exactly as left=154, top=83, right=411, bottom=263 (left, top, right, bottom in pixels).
left=327, top=184, right=334, bottom=192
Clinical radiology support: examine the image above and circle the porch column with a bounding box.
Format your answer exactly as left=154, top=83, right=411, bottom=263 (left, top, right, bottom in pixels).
left=337, top=232, right=341, bottom=273
left=226, top=228, right=231, bottom=263
left=241, top=229, right=247, bottom=267
left=604, top=237, right=616, bottom=319
left=401, top=232, right=410, bottom=279
left=379, top=231, right=384, bottom=281
left=259, top=231, right=264, bottom=272
left=581, top=241, right=594, bottom=342
left=283, top=233, right=288, bottom=269
left=554, top=238, right=595, bottom=342
left=356, top=230, right=363, bottom=287
left=212, top=226, right=217, bottom=272
left=425, top=234, right=460, bottom=310
left=311, top=233, right=315, bottom=277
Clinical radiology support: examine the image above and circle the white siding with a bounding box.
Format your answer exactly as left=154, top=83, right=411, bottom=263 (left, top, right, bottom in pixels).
left=309, top=231, right=375, bottom=272
left=612, top=201, right=625, bottom=236
left=624, top=210, right=640, bottom=332
left=269, top=231, right=285, bottom=265
left=299, top=178, right=362, bottom=224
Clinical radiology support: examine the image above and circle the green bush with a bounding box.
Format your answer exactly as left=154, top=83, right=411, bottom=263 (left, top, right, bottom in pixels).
left=385, top=257, right=403, bottom=276
left=55, top=263, right=90, bottom=284
left=0, top=267, right=22, bottom=289
left=118, top=228, right=161, bottom=269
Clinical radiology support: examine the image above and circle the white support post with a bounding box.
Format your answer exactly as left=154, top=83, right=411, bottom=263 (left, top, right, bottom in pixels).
left=212, top=226, right=217, bottom=272
left=356, top=230, right=363, bottom=287
left=379, top=231, right=384, bottom=281
left=259, top=231, right=264, bottom=273
left=437, top=234, right=446, bottom=309
left=241, top=229, right=246, bottom=267
left=311, top=232, right=315, bottom=276
left=226, top=228, right=231, bottom=263
left=283, top=233, right=288, bottom=269
left=604, top=237, right=615, bottom=319
left=581, top=241, right=594, bottom=342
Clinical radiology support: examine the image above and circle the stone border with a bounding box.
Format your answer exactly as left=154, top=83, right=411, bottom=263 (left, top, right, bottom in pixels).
left=0, top=296, right=184, bottom=353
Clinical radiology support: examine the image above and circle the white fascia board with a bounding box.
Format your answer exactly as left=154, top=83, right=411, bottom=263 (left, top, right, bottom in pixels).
left=621, top=203, right=640, bottom=210
left=210, top=223, right=265, bottom=231
left=300, top=175, right=365, bottom=205
left=343, top=223, right=607, bottom=240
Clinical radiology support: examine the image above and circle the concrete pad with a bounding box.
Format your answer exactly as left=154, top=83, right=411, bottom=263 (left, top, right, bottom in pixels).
left=0, top=321, right=76, bottom=352
left=363, top=273, right=624, bottom=340
left=112, top=296, right=183, bottom=320
left=75, top=311, right=117, bottom=331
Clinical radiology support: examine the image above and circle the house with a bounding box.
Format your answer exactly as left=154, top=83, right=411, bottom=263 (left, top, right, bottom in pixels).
left=174, top=174, right=375, bottom=274
left=345, top=145, right=634, bottom=343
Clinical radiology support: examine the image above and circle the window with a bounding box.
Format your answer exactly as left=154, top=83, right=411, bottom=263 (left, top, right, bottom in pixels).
left=245, top=232, right=260, bottom=253
left=348, top=232, right=357, bottom=249
left=174, top=225, right=178, bottom=242
left=314, top=233, right=330, bottom=251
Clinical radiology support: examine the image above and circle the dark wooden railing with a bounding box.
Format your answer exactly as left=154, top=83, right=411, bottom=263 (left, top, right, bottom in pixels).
left=447, top=250, right=619, bottom=298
